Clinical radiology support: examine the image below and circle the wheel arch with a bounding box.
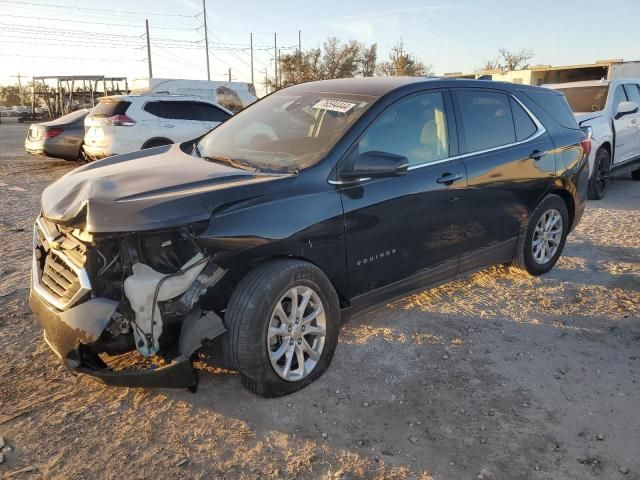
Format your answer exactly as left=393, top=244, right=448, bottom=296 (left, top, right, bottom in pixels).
left=598, top=141, right=612, bottom=157
left=141, top=137, right=174, bottom=149
left=549, top=188, right=575, bottom=230
left=205, top=254, right=349, bottom=316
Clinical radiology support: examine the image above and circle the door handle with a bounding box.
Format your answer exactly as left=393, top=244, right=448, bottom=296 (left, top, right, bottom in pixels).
left=529, top=149, right=545, bottom=160
left=163, top=124, right=175, bottom=128
left=436, top=172, right=464, bottom=185
left=631, top=118, right=638, bottom=124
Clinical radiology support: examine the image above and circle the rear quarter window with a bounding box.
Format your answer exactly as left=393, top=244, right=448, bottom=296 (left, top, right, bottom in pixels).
left=92, top=99, right=131, bottom=117
left=522, top=89, right=579, bottom=129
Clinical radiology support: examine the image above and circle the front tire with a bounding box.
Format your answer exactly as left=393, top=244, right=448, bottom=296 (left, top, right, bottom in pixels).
left=631, top=167, right=640, bottom=181
left=512, top=194, right=569, bottom=276
left=224, top=259, right=340, bottom=397
left=587, top=148, right=610, bottom=200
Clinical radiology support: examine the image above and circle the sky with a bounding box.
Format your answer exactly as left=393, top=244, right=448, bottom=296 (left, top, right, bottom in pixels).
left=1, top=0, right=639, bottom=96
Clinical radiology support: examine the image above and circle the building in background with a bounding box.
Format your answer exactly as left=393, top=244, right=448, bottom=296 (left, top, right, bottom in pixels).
left=444, top=59, right=640, bottom=85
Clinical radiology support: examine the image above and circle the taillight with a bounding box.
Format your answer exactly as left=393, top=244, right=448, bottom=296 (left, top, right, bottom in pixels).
left=580, top=126, right=592, bottom=159
left=580, top=138, right=592, bottom=159
left=105, top=114, right=136, bottom=126
left=45, top=127, right=64, bottom=138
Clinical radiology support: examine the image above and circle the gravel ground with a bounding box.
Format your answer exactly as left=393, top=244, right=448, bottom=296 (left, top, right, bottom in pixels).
left=0, top=118, right=639, bottom=480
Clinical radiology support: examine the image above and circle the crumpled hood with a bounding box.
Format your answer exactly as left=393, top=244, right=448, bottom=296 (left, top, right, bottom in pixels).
left=574, top=112, right=604, bottom=126
left=41, top=144, right=290, bottom=232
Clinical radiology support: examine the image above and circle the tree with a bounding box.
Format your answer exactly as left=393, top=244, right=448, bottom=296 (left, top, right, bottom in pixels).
left=0, top=85, right=25, bottom=107
left=376, top=40, right=432, bottom=77
left=269, top=38, right=379, bottom=90
left=359, top=43, right=378, bottom=77
left=481, top=48, right=534, bottom=72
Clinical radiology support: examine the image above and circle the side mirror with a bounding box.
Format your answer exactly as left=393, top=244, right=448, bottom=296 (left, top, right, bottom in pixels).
left=340, top=151, right=409, bottom=180
left=616, top=101, right=639, bottom=119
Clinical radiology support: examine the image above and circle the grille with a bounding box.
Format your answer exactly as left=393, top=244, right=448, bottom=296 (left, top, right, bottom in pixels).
left=40, top=252, right=82, bottom=305
left=32, top=218, right=91, bottom=310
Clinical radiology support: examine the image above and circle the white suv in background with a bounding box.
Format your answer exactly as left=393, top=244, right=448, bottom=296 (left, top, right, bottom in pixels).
left=546, top=79, right=640, bottom=199
left=83, top=94, right=233, bottom=160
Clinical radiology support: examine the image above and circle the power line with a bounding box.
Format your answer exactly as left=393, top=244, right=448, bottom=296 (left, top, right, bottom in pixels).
left=0, top=53, right=145, bottom=62
left=0, top=13, right=200, bottom=30
left=0, top=0, right=199, bottom=18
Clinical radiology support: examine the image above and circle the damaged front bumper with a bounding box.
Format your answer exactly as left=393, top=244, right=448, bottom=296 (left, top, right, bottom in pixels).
left=29, top=217, right=227, bottom=390
left=30, top=289, right=224, bottom=390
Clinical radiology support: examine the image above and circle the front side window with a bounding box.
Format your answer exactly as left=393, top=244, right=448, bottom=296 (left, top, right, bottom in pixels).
left=612, top=85, right=628, bottom=113
left=457, top=90, right=515, bottom=152
left=353, top=91, right=449, bottom=167
left=197, top=103, right=231, bottom=123
left=196, top=91, right=376, bottom=173
left=623, top=84, right=640, bottom=105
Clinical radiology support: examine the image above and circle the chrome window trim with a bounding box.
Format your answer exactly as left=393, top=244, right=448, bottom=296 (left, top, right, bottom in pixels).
left=32, top=221, right=91, bottom=311
left=330, top=92, right=546, bottom=184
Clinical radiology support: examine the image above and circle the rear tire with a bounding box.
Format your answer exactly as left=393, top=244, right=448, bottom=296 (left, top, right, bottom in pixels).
left=587, top=148, right=610, bottom=200
left=512, top=194, right=569, bottom=276
left=224, top=259, right=340, bottom=398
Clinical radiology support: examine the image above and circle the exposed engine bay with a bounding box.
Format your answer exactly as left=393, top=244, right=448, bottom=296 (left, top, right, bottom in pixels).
left=31, top=216, right=228, bottom=390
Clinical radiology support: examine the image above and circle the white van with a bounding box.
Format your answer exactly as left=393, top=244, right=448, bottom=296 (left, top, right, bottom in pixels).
left=130, top=78, right=257, bottom=113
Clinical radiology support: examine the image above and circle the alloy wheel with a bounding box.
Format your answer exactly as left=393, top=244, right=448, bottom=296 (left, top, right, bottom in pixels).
left=595, top=156, right=609, bottom=197
left=532, top=209, right=563, bottom=264
left=267, top=286, right=326, bottom=381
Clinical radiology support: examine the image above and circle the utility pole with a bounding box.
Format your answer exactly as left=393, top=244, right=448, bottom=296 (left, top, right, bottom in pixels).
left=278, top=49, right=282, bottom=87
left=297, top=30, right=302, bottom=82
left=274, top=32, right=278, bottom=90
left=264, top=68, right=268, bottom=96
left=228, top=68, right=231, bottom=82
left=250, top=33, right=254, bottom=87
left=145, top=20, right=153, bottom=78
left=31, top=75, right=35, bottom=117
left=10, top=73, right=23, bottom=103
left=203, top=0, right=211, bottom=80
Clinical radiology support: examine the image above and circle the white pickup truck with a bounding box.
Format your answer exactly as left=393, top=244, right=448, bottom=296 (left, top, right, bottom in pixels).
left=546, top=79, right=640, bottom=199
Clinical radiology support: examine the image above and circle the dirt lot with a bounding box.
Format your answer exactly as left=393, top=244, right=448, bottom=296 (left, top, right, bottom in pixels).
left=0, top=118, right=638, bottom=480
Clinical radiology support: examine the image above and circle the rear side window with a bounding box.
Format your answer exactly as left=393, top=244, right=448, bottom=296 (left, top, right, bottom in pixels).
left=144, top=101, right=228, bottom=122
left=523, top=89, right=579, bottom=129
left=144, top=101, right=197, bottom=120
left=624, top=84, right=640, bottom=105
left=92, top=99, right=130, bottom=117
left=456, top=90, right=515, bottom=152
left=510, top=98, right=538, bottom=141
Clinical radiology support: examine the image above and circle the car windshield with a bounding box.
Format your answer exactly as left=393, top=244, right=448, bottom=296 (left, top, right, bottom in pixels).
left=195, top=90, right=377, bottom=173
left=556, top=85, right=609, bottom=113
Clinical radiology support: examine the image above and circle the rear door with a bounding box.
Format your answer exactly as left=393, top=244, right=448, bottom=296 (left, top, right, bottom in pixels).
left=145, top=101, right=207, bottom=142
left=340, top=89, right=469, bottom=297
left=611, top=84, right=635, bottom=164
left=452, top=88, right=556, bottom=267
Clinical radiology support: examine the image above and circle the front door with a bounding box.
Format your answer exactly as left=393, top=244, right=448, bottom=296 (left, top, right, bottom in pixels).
left=612, top=84, right=636, bottom=164
left=339, top=90, right=468, bottom=298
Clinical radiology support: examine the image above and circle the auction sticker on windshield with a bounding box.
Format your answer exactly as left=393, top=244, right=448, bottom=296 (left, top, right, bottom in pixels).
left=313, top=99, right=356, bottom=114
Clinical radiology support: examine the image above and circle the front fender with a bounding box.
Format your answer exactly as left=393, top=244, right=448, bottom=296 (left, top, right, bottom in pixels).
left=196, top=188, right=348, bottom=299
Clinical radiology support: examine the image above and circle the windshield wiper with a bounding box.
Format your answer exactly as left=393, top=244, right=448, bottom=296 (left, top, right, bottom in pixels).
left=204, top=155, right=258, bottom=172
